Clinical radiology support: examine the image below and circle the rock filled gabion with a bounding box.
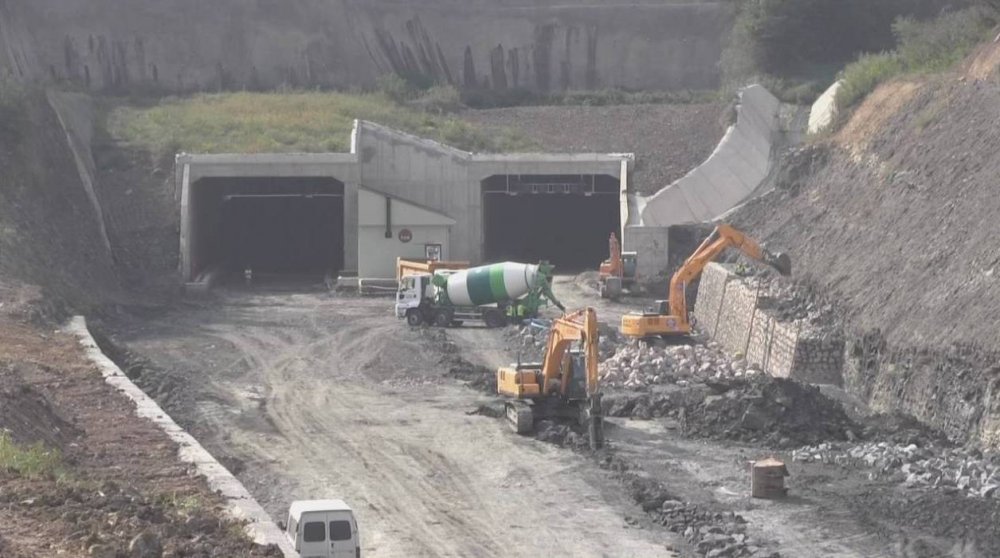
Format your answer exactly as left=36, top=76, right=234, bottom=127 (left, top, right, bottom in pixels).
left=507, top=324, right=764, bottom=390
left=747, top=275, right=837, bottom=330
left=792, top=442, right=1000, bottom=499
left=599, top=342, right=761, bottom=389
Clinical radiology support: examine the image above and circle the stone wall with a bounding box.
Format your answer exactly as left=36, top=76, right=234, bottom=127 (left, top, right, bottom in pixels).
left=694, top=263, right=844, bottom=385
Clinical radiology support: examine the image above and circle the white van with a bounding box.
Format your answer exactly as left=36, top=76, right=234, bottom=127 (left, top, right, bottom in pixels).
left=285, top=499, right=360, bottom=558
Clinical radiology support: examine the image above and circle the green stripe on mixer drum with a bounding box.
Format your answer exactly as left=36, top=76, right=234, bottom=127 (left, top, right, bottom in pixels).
left=489, top=265, right=508, bottom=301
left=465, top=266, right=494, bottom=306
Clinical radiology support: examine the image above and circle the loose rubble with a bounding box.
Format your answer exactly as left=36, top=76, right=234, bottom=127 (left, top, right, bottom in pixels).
left=599, top=455, right=779, bottom=558
left=793, top=441, right=1000, bottom=499
left=599, top=342, right=761, bottom=389
left=680, top=376, right=857, bottom=448
left=724, top=268, right=839, bottom=331
left=508, top=321, right=762, bottom=390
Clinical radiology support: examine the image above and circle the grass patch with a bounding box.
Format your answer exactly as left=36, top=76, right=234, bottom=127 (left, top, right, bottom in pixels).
left=109, top=90, right=537, bottom=160
left=835, top=52, right=905, bottom=108
left=460, top=86, right=719, bottom=109
left=157, top=490, right=206, bottom=512
left=836, top=7, right=996, bottom=109
left=0, top=432, right=65, bottom=480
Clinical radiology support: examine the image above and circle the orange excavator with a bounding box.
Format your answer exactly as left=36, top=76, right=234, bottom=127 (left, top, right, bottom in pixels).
left=497, top=307, right=603, bottom=449
left=620, top=224, right=791, bottom=339
left=598, top=233, right=637, bottom=300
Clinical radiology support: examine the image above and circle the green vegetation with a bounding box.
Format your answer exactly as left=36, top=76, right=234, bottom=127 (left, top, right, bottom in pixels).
left=836, top=7, right=996, bottom=108
left=0, top=432, right=65, bottom=480
left=721, top=0, right=982, bottom=102
left=458, top=86, right=719, bottom=109
left=157, top=490, right=206, bottom=512
left=376, top=69, right=719, bottom=110
left=835, top=53, right=906, bottom=108
left=109, top=90, right=537, bottom=160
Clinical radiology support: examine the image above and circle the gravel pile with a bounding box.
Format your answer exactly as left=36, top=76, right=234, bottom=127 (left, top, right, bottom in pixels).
left=793, top=442, right=1000, bottom=499
left=599, top=342, right=762, bottom=389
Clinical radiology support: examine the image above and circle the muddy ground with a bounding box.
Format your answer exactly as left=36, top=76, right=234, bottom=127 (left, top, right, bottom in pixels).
left=100, top=281, right=673, bottom=557
left=0, top=298, right=277, bottom=557
left=95, top=277, right=1000, bottom=557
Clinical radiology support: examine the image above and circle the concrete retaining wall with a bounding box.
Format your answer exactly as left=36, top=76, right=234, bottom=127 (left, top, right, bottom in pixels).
left=638, top=85, right=781, bottom=228
left=694, top=263, right=844, bottom=385
left=0, top=0, right=731, bottom=94
left=65, top=316, right=298, bottom=557
left=808, top=81, right=841, bottom=135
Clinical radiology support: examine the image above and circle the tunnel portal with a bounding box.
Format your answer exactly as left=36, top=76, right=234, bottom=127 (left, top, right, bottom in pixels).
left=188, top=177, right=344, bottom=280
left=482, top=174, right=621, bottom=272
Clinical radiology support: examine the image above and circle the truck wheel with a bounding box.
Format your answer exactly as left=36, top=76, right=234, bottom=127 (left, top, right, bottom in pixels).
left=434, top=310, right=453, bottom=327
left=406, top=310, right=424, bottom=327
left=483, top=309, right=506, bottom=329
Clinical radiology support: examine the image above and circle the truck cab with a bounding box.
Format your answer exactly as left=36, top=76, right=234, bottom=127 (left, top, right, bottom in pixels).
left=395, top=273, right=432, bottom=323
left=285, top=499, right=360, bottom=558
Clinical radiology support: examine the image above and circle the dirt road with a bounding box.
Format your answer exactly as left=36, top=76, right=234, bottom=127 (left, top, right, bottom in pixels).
left=111, top=284, right=675, bottom=557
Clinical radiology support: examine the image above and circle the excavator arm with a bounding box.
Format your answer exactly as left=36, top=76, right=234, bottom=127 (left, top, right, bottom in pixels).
left=667, top=224, right=791, bottom=328
left=497, top=307, right=603, bottom=448
left=620, top=223, right=790, bottom=338
left=538, top=308, right=599, bottom=397
left=600, top=233, right=623, bottom=279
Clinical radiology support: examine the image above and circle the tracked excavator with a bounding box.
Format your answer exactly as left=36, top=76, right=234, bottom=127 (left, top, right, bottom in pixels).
left=598, top=233, right=638, bottom=300
left=497, top=307, right=603, bottom=449
left=621, top=224, right=791, bottom=339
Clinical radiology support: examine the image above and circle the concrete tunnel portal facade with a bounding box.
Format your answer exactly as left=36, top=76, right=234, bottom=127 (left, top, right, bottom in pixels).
left=176, top=121, right=632, bottom=284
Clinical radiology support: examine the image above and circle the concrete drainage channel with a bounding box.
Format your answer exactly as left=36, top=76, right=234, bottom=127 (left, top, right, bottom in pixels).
left=64, top=316, right=298, bottom=557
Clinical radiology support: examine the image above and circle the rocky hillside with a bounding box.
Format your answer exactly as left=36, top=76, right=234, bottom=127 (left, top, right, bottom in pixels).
left=735, top=40, right=1000, bottom=351
left=731, top=39, right=1000, bottom=445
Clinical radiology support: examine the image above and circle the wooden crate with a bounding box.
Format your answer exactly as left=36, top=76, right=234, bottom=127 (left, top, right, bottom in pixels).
left=751, top=457, right=788, bottom=499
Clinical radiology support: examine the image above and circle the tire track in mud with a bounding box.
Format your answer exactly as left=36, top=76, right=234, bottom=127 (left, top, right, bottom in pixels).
left=209, top=315, right=508, bottom=557
left=117, top=291, right=671, bottom=558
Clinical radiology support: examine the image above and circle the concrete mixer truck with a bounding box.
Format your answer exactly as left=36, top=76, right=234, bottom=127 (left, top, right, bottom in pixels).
left=395, top=261, right=565, bottom=328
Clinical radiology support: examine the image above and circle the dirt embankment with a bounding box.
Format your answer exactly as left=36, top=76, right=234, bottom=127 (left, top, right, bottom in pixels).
left=0, top=93, right=122, bottom=317
left=461, top=102, right=727, bottom=194
left=730, top=40, right=1000, bottom=445
left=0, top=312, right=277, bottom=557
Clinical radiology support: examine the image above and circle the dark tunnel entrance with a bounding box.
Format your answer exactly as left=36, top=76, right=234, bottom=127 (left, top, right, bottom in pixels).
left=190, top=177, right=344, bottom=280
left=482, top=174, right=621, bottom=271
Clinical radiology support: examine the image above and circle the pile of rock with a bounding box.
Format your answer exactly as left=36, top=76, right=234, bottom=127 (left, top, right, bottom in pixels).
left=680, top=376, right=856, bottom=448
left=599, top=342, right=762, bottom=389
left=792, top=442, right=1000, bottom=499
left=507, top=321, right=631, bottom=363
left=601, top=454, right=778, bottom=557
left=746, top=275, right=837, bottom=330
left=656, top=500, right=776, bottom=558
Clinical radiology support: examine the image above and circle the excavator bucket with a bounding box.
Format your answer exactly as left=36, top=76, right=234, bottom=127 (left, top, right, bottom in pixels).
left=770, top=252, right=792, bottom=276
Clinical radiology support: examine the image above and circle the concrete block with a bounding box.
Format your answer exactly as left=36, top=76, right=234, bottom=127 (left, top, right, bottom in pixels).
left=638, top=85, right=780, bottom=228
left=808, top=81, right=842, bottom=135
left=624, top=225, right=671, bottom=281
